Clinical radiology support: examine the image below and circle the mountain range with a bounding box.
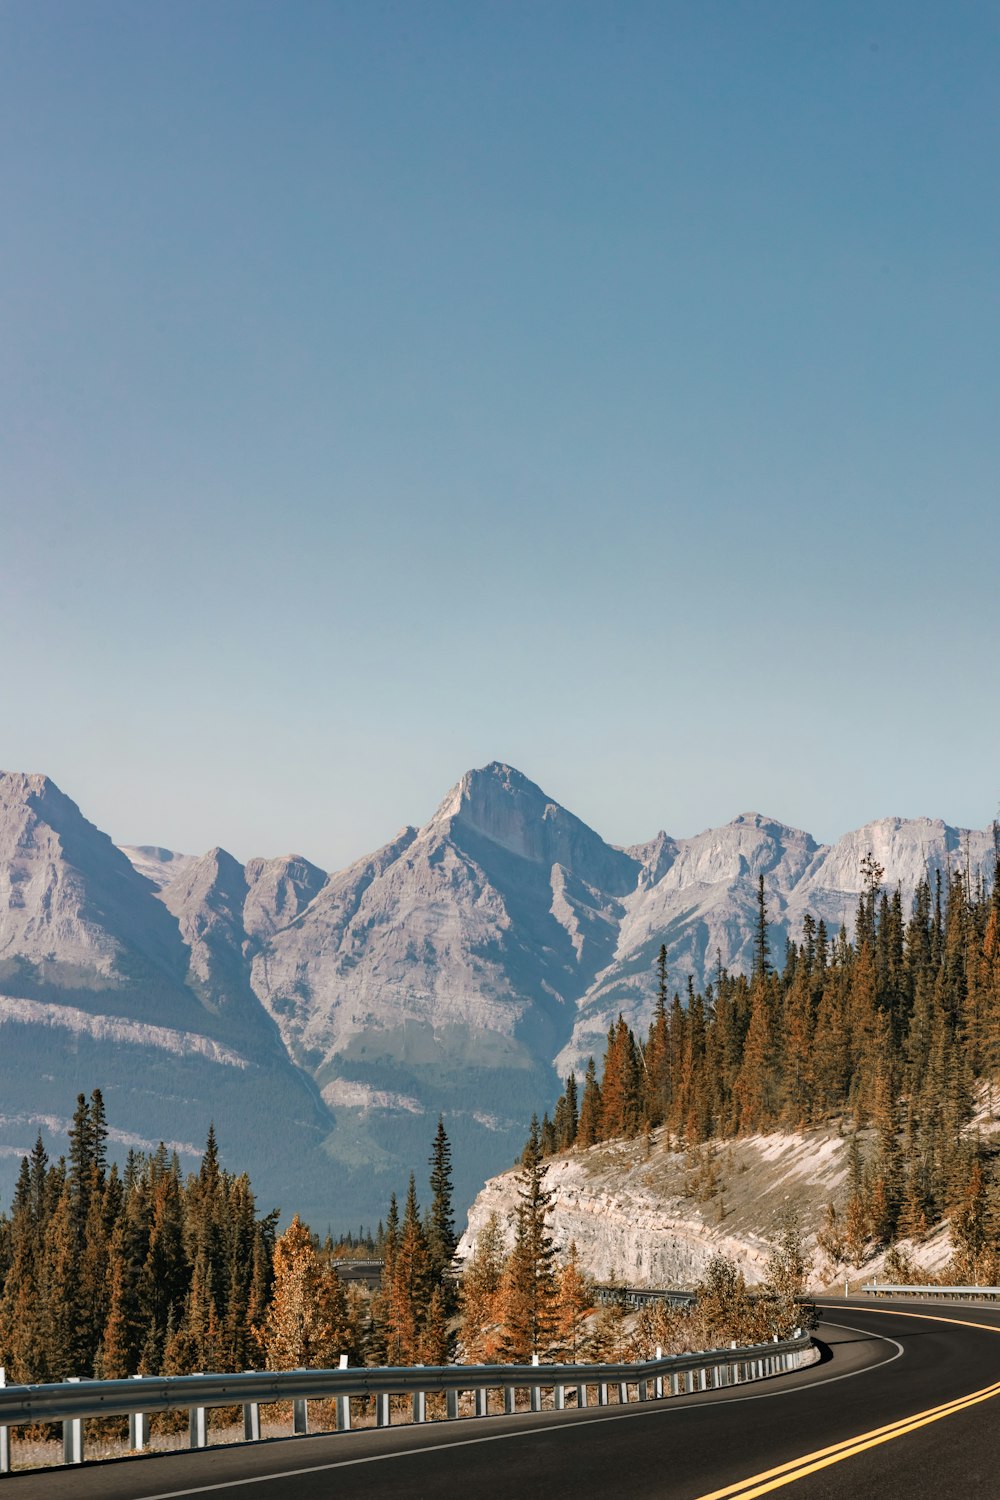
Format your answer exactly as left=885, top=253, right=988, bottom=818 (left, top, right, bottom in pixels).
left=0, top=763, right=993, bottom=1228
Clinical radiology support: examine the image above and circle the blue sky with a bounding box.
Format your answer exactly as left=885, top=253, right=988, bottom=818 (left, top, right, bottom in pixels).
left=2, top=1, right=997, bottom=865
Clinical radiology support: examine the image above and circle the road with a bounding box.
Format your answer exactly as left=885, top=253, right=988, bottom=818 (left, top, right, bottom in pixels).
left=8, top=1300, right=1000, bottom=1499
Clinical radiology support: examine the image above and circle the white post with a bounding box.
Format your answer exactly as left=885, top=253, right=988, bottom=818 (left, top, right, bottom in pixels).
left=530, top=1354, right=541, bottom=1413
left=475, top=1387, right=488, bottom=1417
left=655, top=1346, right=663, bottom=1399
left=0, top=1367, right=9, bottom=1475
left=63, top=1378, right=84, bottom=1465
left=446, top=1388, right=459, bottom=1420
left=189, top=1396, right=207, bottom=1450
left=504, top=1386, right=516, bottom=1415
left=129, top=1375, right=149, bottom=1450
left=375, top=1393, right=390, bottom=1427
left=336, top=1354, right=351, bottom=1432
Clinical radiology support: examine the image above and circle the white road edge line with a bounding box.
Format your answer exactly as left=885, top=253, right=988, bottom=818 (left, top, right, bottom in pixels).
left=129, top=1318, right=904, bottom=1500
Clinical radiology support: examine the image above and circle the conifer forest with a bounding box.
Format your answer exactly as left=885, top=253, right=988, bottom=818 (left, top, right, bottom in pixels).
left=541, top=855, right=1000, bottom=1276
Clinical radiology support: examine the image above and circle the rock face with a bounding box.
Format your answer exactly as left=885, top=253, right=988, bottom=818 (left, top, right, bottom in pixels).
left=0, top=761, right=994, bottom=1230
left=456, top=1126, right=956, bottom=1290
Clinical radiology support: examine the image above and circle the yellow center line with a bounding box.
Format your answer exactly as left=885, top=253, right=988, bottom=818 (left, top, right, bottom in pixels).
left=692, top=1305, right=1000, bottom=1500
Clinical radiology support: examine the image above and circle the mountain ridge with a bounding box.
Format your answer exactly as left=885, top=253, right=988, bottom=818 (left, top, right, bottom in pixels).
left=0, top=762, right=994, bottom=1228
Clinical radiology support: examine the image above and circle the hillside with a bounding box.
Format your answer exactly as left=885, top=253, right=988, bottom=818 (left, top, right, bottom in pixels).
left=457, top=1122, right=962, bottom=1291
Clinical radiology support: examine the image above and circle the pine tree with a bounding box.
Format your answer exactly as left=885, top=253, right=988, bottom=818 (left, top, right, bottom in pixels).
left=643, top=948, right=670, bottom=1125
left=427, top=1118, right=457, bottom=1296
left=459, top=1212, right=506, bottom=1362
left=553, top=1074, right=579, bottom=1150
left=754, top=874, right=771, bottom=979
left=256, top=1215, right=354, bottom=1369
left=554, top=1243, right=593, bottom=1360
left=576, top=1059, right=602, bottom=1146
left=499, top=1118, right=558, bottom=1360
left=419, top=1285, right=450, bottom=1364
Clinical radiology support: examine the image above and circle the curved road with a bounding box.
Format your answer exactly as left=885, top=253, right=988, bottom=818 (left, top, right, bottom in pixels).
left=9, top=1301, right=1000, bottom=1499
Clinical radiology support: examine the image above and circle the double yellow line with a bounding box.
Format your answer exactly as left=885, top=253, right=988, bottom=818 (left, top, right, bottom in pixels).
left=694, top=1306, right=1000, bottom=1499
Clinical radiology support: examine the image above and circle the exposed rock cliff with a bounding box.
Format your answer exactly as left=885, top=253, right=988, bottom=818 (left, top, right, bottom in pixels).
left=457, top=1125, right=960, bottom=1290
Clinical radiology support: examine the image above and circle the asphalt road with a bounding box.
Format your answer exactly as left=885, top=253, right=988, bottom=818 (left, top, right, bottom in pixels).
left=9, top=1300, right=1000, bottom=1500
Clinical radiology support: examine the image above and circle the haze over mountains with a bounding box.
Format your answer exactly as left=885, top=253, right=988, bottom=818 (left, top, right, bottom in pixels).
left=0, top=764, right=993, bottom=1228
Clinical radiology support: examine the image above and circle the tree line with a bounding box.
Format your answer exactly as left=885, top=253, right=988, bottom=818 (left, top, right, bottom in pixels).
left=0, top=1096, right=463, bottom=1384
left=537, top=849, right=1000, bottom=1272
left=0, top=1093, right=634, bottom=1383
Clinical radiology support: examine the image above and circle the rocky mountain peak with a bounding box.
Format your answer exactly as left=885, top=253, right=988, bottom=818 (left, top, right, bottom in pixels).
left=243, top=853, right=328, bottom=939
left=0, top=770, right=193, bottom=1007
left=429, top=761, right=639, bottom=896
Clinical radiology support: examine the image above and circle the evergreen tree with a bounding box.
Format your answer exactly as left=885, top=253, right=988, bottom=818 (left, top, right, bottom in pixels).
left=499, top=1118, right=558, bottom=1360
left=754, top=874, right=771, bottom=979
left=427, top=1118, right=457, bottom=1294
left=458, top=1211, right=506, bottom=1361
left=576, top=1059, right=602, bottom=1147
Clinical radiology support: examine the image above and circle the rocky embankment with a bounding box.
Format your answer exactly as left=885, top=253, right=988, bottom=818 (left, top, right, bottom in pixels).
left=457, top=1125, right=957, bottom=1290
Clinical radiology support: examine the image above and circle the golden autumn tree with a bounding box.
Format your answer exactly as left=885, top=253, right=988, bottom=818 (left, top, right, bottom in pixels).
left=256, top=1216, right=355, bottom=1370
left=554, top=1243, right=593, bottom=1360
left=458, top=1211, right=507, bottom=1361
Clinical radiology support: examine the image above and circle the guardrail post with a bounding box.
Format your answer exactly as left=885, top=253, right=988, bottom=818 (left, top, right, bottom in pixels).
left=475, top=1387, right=488, bottom=1417
left=412, top=1367, right=426, bottom=1424
left=670, top=1370, right=681, bottom=1396
left=554, top=1383, right=565, bottom=1411
left=446, top=1388, right=460, bottom=1420
left=503, top=1385, right=516, bottom=1415
left=618, top=1379, right=628, bottom=1404
left=189, top=1376, right=207, bottom=1451
left=376, top=1392, right=390, bottom=1427
left=598, top=1381, right=609, bottom=1407
left=129, top=1375, right=149, bottom=1450
left=638, top=1379, right=648, bottom=1402
left=654, top=1347, right=663, bottom=1399
left=530, top=1355, right=541, bottom=1413
left=293, top=1396, right=309, bottom=1435
left=336, top=1354, right=351, bottom=1432
left=0, top=1367, right=9, bottom=1475
left=577, top=1383, right=588, bottom=1408
left=243, top=1394, right=261, bottom=1442
left=63, top=1378, right=84, bottom=1465
left=699, top=1365, right=709, bottom=1392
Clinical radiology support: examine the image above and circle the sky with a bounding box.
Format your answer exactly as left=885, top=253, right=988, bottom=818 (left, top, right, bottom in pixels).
left=1, top=0, right=998, bottom=867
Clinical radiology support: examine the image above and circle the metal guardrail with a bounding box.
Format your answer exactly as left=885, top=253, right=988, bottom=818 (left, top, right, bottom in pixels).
left=593, top=1286, right=697, bottom=1309
left=0, top=1331, right=812, bottom=1475
left=862, top=1283, right=1000, bottom=1301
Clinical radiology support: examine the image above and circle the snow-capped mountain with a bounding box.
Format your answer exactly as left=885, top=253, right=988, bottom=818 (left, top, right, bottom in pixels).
left=0, top=763, right=993, bottom=1228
